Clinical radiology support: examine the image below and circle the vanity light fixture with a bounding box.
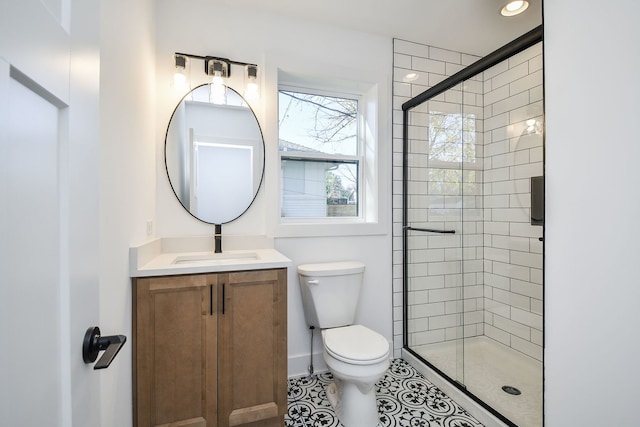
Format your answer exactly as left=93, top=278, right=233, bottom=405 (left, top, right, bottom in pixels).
left=207, top=58, right=230, bottom=79
left=173, top=52, right=259, bottom=102
left=173, top=54, right=189, bottom=91
left=209, top=59, right=228, bottom=104
left=500, top=0, right=529, bottom=16
left=244, top=64, right=259, bottom=102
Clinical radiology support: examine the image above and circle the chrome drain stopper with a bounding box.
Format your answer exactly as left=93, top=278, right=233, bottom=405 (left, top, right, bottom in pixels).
left=502, top=385, right=522, bottom=395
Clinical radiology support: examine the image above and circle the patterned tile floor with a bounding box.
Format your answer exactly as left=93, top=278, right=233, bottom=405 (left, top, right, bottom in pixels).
left=286, top=359, right=484, bottom=427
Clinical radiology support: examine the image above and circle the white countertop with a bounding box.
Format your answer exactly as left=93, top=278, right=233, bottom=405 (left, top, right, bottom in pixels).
left=130, top=237, right=292, bottom=277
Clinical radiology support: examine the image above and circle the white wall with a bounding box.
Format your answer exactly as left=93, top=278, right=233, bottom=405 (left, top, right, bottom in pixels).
left=99, top=1, right=156, bottom=426
left=544, top=1, right=640, bottom=425
left=154, top=0, right=393, bottom=378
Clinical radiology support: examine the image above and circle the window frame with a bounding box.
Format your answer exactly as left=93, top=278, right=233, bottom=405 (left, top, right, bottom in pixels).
left=269, top=72, right=386, bottom=238
left=278, top=85, right=364, bottom=222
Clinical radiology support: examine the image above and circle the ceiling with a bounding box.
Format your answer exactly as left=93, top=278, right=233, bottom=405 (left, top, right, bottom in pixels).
left=220, top=0, right=542, bottom=56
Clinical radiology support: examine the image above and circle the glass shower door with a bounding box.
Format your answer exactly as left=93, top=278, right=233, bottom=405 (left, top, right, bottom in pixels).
left=462, top=52, right=544, bottom=426
left=404, top=82, right=467, bottom=386
left=402, top=33, right=544, bottom=427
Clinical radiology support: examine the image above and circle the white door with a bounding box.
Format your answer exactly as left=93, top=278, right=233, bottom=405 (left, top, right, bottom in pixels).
left=0, top=1, right=101, bottom=426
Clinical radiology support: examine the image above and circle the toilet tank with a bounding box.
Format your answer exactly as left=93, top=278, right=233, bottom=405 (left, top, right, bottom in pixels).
left=297, top=261, right=365, bottom=329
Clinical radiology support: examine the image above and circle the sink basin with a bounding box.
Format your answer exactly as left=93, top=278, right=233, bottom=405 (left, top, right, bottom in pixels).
left=172, top=252, right=259, bottom=265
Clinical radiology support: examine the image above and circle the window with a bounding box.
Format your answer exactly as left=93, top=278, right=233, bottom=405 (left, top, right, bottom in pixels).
left=270, top=69, right=387, bottom=237
left=426, top=109, right=480, bottom=194
left=428, top=110, right=478, bottom=165
left=419, top=108, right=481, bottom=221
left=278, top=89, right=362, bottom=219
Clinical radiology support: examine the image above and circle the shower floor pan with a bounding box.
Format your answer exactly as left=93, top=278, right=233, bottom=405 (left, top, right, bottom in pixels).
left=413, top=336, right=542, bottom=427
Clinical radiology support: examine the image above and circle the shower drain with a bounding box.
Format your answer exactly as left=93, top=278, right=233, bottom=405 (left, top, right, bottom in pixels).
left=502, top=385, right=522, bottom=395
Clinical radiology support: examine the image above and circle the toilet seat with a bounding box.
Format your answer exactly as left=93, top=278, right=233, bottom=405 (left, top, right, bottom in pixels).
left=323, top=325, right=389, bottom=365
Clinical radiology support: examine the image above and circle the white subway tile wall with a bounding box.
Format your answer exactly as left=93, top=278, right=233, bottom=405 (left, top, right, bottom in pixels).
left=392, top=39, right=543, bottom=362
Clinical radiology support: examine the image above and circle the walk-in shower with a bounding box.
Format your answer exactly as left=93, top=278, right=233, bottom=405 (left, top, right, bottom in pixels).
left=399, top=26, right=544, bottom=427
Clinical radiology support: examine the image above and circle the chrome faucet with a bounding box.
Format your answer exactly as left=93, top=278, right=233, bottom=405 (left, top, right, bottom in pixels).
left=214, top=224, right=222, bottom=253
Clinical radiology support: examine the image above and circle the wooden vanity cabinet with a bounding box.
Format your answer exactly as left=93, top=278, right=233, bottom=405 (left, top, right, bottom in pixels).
left=133, top=268, right=287, bottom=427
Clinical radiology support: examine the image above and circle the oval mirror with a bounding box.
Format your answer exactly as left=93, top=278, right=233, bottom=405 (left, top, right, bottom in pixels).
left=165, top=84, right=265, bottom=224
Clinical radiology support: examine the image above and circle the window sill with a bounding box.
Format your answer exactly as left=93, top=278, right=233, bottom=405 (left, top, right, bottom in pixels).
left=271, top=219, right=388, bottom=238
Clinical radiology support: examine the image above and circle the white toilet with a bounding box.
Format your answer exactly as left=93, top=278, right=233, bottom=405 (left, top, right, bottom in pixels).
left=298, top=261, right=390, bottom=427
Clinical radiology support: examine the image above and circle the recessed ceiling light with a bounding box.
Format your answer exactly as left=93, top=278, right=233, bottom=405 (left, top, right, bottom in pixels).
left=404, top=72, right=419, bottom=82
left=501, top=0, right=529, bottom=16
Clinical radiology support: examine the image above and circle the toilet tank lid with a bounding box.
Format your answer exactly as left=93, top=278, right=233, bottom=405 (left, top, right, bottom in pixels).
left=297, top=261, right=365, bottom=276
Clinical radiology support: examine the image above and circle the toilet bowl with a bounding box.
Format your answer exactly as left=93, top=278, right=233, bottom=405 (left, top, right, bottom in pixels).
left=297, top=261, right=390, bottom=427
left=322, top=325, right=390, bottom=427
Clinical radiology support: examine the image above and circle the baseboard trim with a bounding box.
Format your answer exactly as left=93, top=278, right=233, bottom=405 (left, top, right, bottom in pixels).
left=287, top=352, right=328, bottom=378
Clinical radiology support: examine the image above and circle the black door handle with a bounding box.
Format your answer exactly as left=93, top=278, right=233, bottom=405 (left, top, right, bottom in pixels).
left=83, top=326, right=126, bottom=370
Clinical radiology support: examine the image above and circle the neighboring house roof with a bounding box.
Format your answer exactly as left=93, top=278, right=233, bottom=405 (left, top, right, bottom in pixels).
left=278, top=139, right=323, bottom=153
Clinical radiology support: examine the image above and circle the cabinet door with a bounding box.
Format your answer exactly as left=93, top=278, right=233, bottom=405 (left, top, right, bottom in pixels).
left=134, top=274, right=218, bottom=427
left=217, top=269, right=287, bottom=427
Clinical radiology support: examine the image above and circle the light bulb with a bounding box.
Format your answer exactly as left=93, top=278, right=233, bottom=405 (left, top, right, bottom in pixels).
left=173, top=69, right=187, bottom=87
left=506, top=1, right=524, bottom=11
left=210, top=72, right=227, bottom=104
left=212, top=73, right=224, bottom=87
left=172, top=55, right=189, bottom=91
left=244, top=65, right=260, bottom=102
left=245, top=82, right=259, bottom=102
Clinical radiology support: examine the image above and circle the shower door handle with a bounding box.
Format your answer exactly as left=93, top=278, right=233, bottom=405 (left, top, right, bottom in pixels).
left=404, top=226, right=456, bottom=234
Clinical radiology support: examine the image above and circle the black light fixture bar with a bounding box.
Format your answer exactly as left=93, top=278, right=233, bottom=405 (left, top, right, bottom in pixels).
left=174, top=52, right=257, bottom=78
left=401, top=25, right=542, bottom=111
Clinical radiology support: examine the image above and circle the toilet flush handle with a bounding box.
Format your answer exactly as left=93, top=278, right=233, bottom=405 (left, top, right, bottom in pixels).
left=308, top=279, right=319, bottom=285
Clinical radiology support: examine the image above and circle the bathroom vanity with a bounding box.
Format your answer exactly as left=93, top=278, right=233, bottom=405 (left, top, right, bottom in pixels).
left=130, top=238, right=290, bottom=427
left=132, top=77, right=287, bottom=426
